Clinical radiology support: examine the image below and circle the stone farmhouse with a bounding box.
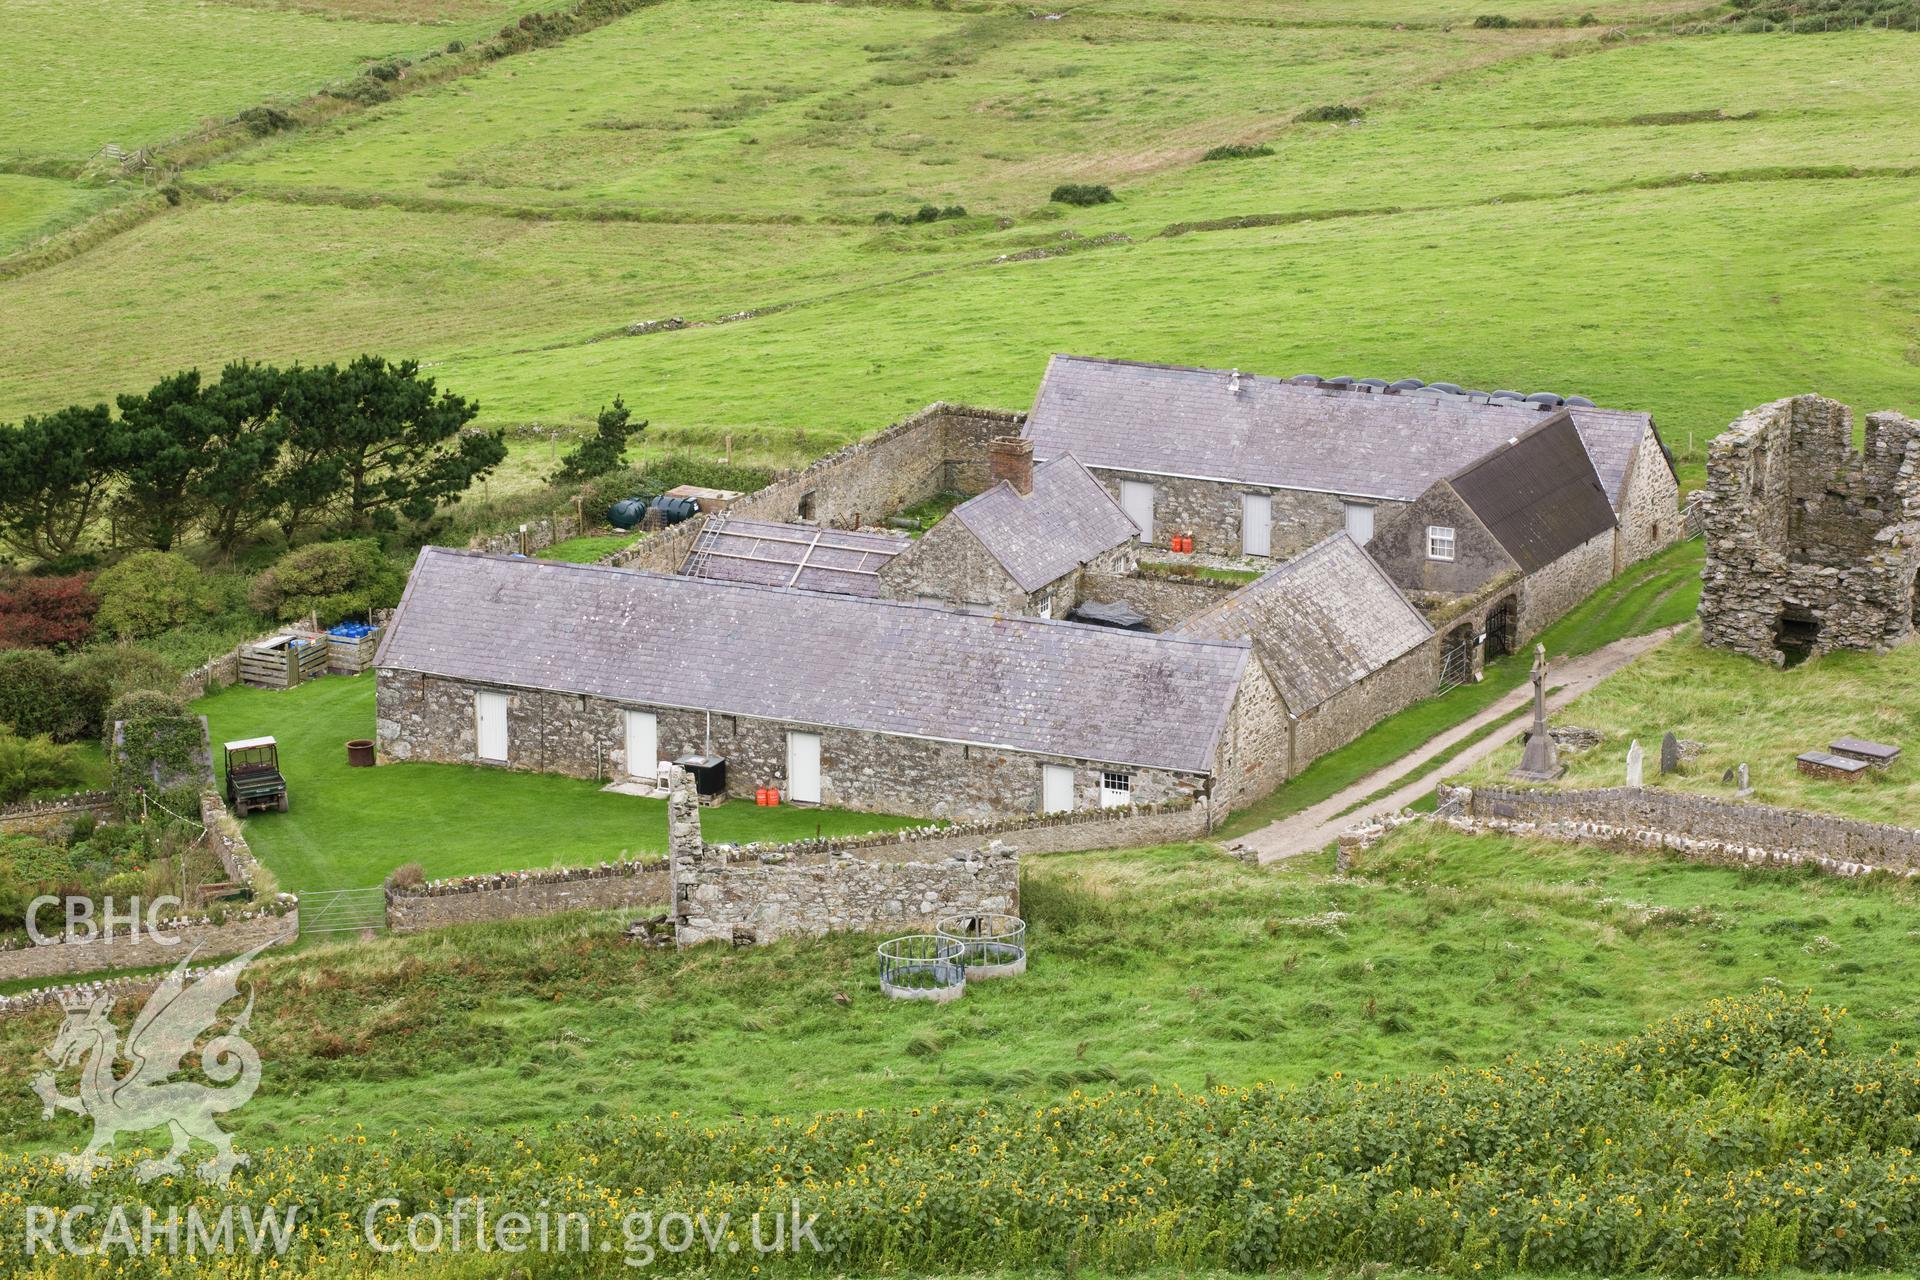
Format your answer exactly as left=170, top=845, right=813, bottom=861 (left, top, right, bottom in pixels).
left=1022, top=355, right=1679, bottom=572
left=1366, top=410, right=1620, bottom=652
left=374, top=548, right=1287, bottom=821
left=374, top=356, right=1685, bottom=824
left=876, top=440, right=1139, bottom=617
left=1699, top=394, right=1920, bottom=665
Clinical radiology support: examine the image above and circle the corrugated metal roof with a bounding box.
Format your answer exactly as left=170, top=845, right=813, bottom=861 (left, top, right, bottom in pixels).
left=1024, top=354, right=1650, bottom=506
left=376, top=548, right=1253, bottom=774
left=681, top=517, right=906, bottom=598
left=950, top=454, right=1139, bottom=593
left=1172, top=534, right=1433, bottom=713
left=1447, top=412, right=1617, bottom=574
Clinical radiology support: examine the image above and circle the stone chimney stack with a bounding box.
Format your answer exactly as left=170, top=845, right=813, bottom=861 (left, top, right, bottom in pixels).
left=989, top=436, right=1034, bottom=496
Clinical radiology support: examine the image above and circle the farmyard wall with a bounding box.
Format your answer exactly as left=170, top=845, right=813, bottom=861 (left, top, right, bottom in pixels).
left=1445, top=783, right=1920, bottom=876
left=386, top=860, right=669, bottom=932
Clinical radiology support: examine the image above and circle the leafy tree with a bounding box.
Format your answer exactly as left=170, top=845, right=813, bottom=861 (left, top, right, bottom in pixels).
left=193, top=361, right=287, bottom=553
left=278, top=356, right=503, bottom=531
left=248, top=539, right=404, bottom=623
left=0, top=403, right=122, bottom=560
left=552, top=396, right=646, bottom=485
left=113, top=369, right=221, bottom=551
left=93, top=550, right=212, bottom=639
left=0, top=575, right=99, bottom=651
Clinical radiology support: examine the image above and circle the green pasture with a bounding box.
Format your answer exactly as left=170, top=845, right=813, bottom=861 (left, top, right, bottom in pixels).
left=7, top=821, right=1919, bottom=1144
left=191, top=676, right=924, bottom=891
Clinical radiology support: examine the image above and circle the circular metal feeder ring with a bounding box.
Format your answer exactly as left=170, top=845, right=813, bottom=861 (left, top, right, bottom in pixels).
left=877, top=935, right=967, bottom=1003
left=936, top=913, right=1028, bottom=980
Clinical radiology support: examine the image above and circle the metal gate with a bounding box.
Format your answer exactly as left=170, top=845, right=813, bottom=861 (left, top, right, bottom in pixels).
left=297, top=887, right=387, bottom=937
left=1437, top=629, right=1476, bottom=693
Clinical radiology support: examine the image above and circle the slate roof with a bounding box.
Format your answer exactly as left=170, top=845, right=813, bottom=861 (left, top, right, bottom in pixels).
left=1447, top=412, right=1617, bottom=575
left=680, top=517, right=906, bottom=598
left=1172, top=534, right=1433, bottom=714
left=949, top=454, right=1140, bottom=593
left=1024, top=354, right=1654, bottom=507
left=377, top=548, right=1253, bottom=773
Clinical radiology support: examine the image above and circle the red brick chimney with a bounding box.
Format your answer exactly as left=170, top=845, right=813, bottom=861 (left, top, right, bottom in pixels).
left=989, top=436, right=1034, bottom=497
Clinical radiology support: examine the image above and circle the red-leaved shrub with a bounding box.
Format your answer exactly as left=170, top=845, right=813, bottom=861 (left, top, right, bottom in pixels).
left=0, top=575, right=99, bottom=651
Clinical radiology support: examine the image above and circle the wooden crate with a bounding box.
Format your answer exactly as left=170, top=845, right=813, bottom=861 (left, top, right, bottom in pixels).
left=238, top=635, right=330, bottom=690
left=326, top=629, right=382, bottom=675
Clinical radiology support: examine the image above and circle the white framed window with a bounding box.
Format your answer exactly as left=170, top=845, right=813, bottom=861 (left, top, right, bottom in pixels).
left=1099, top=771, right=1133, bottom=808
left=1426, top=525, right=1456, bottom=562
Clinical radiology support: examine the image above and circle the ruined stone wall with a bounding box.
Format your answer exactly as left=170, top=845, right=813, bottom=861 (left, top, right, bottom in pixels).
left=0, top=792, right=115, bottom=836
left=667, top=769, right=1019, bottom=947
left=386, top=860, right=669, bottom=932
left=1699, top=395, right=1920, bottom=663
left=1083, top=468, right=1405, bottom=561
left=1449, top=783, right=1920, bottom=877
left=375, top=670, right=1209, bottom=821
left=1615, top=429, right=1683, bottom=570
left=1080, top=569, right=1241, bottom=630
left=1517, top=529, right=1617, bottom=639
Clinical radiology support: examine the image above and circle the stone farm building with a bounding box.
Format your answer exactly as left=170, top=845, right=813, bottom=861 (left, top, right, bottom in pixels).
left=1023, top=354, right=1679, bottom=571
left=875, top=440, right=1139, bottom=617
left=374, top=548, right=1287, bottom=821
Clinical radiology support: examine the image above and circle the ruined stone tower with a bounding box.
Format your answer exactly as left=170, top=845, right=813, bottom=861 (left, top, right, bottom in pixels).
left=1698, top=395, right=1920, bottom=665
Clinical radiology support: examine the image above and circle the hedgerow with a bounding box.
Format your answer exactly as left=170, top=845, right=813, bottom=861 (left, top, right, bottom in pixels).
left=8, top=991, right=1920, bottom=1275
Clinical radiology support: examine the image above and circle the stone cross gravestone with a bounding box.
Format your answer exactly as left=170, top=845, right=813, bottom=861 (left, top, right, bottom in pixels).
left=1626, top=739, right=1644, bottom=788
left=1508, top=644, right=1565, bottom=781
left=1660, top=731, right=1680, bottom=775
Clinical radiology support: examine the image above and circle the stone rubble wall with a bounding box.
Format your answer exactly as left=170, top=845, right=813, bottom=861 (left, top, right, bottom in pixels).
left=386, top=859, right=670, bottom=932
left=1516, top=529, right=1618, bottom=640
left=0, top=791, right=116, bottom=836
left=1614, top=429, right=1684, bottom=570
left=467, top=510, right=583, bottom=558
left=1081, top=466, right=1407, bottom=562
left=1698, top=395, right=1920, bottom=663
left=1443, top=782, right=1920, bottom=877
left=666, top=768, right=1019, bottom=947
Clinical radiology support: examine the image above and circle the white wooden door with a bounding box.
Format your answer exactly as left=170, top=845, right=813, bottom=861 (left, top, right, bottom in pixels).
left=624, top=709, right=658, bottom=780
left=1041, top=764, right=1074, bottom=815
left=1343, top=501, right=1375, bottom=545
left=1241, top=492, right=1272, bottom=557
left=1119, top=480, right=1155, bottom=543
left=787, top=731, right=822, bottom=804
left=474, top=691, right=509, bottom=763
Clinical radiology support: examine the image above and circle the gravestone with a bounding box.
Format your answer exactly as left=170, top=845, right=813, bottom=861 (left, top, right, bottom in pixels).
left=1660, top=732, right=1681, bottom=775
left=1736, top=763, right=1752, bottom=797
left=1625, top=739, right=1644, bottom=788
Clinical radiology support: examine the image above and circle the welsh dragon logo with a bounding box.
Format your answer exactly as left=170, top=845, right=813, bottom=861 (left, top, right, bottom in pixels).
left=31, top=939, right=273, bottom=1187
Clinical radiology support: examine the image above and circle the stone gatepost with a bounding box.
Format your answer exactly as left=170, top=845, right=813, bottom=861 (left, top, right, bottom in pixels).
left=666, top=765, right=706, bottom=941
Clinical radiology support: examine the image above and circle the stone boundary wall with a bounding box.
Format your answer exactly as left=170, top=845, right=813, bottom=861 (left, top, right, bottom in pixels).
left=0, top=958, right=272, bottom=1019
left=468, top=511, right=583, bottom=558
left=0, top=909, right=299, bottom=984
left=1444, top=783, right=1920, bottom=877
left=0, top=791, right=116, bottom=836
left=386, top=859, right=670, bottom=932
left=603, top=403, right=1021, bottom=575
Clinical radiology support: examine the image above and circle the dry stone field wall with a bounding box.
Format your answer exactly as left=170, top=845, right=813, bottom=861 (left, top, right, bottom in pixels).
left=1444, top=783, right=1920, bottom=877
left=1698, top=395, right=1920, bottom=663
left=386, top=859, right=670, bottom=933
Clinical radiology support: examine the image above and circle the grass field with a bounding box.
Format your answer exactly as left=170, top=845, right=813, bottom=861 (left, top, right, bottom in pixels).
left=1217, top=537, right=1705, bottom=837
left=7, top=821, right=1918, bottom=1146
left=1468, top=626, right=1920, bottom=823
left=192, top=677, right=924, bottom=890
left=0, top=2, right=1912, bottom=498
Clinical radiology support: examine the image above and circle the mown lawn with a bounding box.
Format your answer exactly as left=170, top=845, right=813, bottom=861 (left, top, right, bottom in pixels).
left=6, top=820, right=1917, bottom=1145
left=1468, top=623, right=1920, bottom=825
left=1216, top=536, right=1705, bottom=837
left=193, top=677, right=924, bottom=891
